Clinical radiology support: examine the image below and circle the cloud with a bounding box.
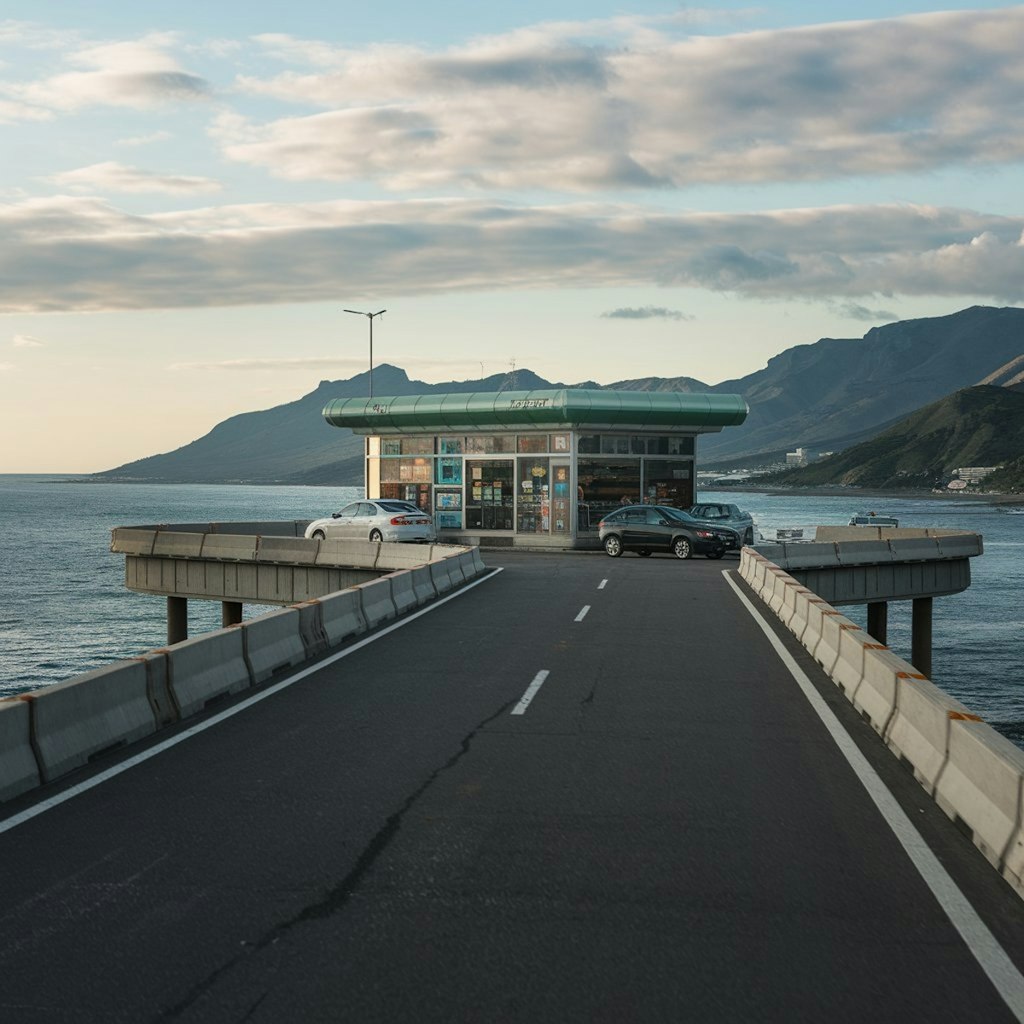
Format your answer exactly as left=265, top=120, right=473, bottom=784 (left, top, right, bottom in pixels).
left=49, top=162, right=221, bottom=195
left=12, top=334, right=44, bottom=347
left=220, top=8, right=1024, bottom=190
left=114, top=130, right=172, bottom=147
left=3, top=33, right=209, bottom=114
left=2, top=195, right=1024, bottom=313
left=601, top=306, right=693, bottom=321
left=0, top=362, right=13, bottom=372
left=831, top=302, right=899, bottom=322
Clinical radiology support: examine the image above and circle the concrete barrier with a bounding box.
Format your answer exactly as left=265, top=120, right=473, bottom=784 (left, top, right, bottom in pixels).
left=25, top=660, right=158, bottom=782
left=409, top=564, right=436, bottom=606
left=471, top=547, right=486, bottom=576
left=358, top=577, right=397, bottom=629
left=152, top=532, right=204, bottom=558
left=165, top=627, right=251, bottom=719
left=258, top=537, right=318, bottom=565
left=241, top=608, right=307, bottom=684
left=935, top=720, right=1024, bottom=885
left=885, top=674, right=969, bottom=792
left=0, top=699, right=40, bottom=802
left=389, top=570, right=418, bottom=616
left=293, top=600, right=329, bottom=659
left=430, top=558, right=455, bottom=596
left=445, top=553, right=468, bottom=585
left=201, top=535, right=258, bottom=561
left=320, top=589, right=367, bottom=646
left=457, top=550, right=478, bottom=581
left=314, top=539, right=378, bottom=567
left=741, top=544, right=1024, bottom=901
left=134, top=650, right=177, bottom=727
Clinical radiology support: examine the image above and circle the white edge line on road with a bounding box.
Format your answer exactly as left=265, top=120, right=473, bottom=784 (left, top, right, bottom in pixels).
left=511, top=670, right=550, bottom=716
left=0, top=567, right=506, bottom=837
left=575, top=605, right=591, bottom=622
left=722, top=569, right=1024, bottom=1021
left=598, top=579, right=608, bottom=590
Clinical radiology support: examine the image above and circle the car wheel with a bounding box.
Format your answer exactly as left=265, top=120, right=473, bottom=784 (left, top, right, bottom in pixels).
left=603, top=535, right=623, bottom=558
left=312, top=530, right=326, bottom=541
left=706, top=549, right=724, bottom=560
left=369, top=529, right=383, bottom=542
left=638, top=549, right=651, bottom=557
left=672, top=536, right=692, bottom=560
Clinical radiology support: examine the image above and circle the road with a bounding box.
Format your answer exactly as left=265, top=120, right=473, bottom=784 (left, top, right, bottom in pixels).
left=2, top=551, right=1024, bottom=1023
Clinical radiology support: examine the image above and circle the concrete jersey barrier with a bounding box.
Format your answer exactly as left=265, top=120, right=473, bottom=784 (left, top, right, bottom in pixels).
left=24, top=660, right=158, bottom=782
left=164, top=627, right=252, bottom=719
left=738, top=545, right=1024, bottom=899
left=0, top=699, right=41, bottom=802
left=1, top=538, right=492, bottom=801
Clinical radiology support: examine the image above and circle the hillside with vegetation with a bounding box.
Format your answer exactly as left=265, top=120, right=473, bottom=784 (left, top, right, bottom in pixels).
left=764, top=386, right=1024, bottom=491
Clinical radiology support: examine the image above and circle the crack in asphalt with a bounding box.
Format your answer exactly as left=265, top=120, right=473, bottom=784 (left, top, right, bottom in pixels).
left=158, top=696, right=516, bottom=1022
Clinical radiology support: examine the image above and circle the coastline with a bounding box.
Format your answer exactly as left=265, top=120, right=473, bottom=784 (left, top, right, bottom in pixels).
left=716, top=483, right=1024, bottom=506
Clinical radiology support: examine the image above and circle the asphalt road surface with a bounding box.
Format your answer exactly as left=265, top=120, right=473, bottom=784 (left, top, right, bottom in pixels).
left=2, top=550, right=1024, bottom=1023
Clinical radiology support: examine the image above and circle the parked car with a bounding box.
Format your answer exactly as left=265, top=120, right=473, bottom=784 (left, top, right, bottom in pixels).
left=305, top=499, right=437, bottom=543
left=688, top=502, right=755, bottom=546
left=597, top=504, right=728, bottom=559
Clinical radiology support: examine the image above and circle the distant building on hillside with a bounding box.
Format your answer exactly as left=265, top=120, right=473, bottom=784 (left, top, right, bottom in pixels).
left=954, top=466, right=999, bottom=485
left=786, top=447, right=809, bottom=467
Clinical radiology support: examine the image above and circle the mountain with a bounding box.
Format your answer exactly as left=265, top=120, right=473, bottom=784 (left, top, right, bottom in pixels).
left=698, top=305, right=1024, bottom=462
left=94, top=305, right=1024, bottom=485
left=764, top=386, right=1024, bottom=490
left=94, top=365, right=573, bottom=485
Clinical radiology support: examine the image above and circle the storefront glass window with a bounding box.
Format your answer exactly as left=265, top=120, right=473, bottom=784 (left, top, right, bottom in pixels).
left=466, top=434, right=515, bottom=454
left=381, top=482, right=432, bottom=510
left=600, top=435, right=632, bottom=455
left=577, top=460, right=641, bottom=527
left=578, top=435, right=600, bottom=454
left=381, top=437, right=433, bottom=456
left=643, top=460, right=693, bottom=508
left=465, top=460, right=514, bottom=529
left=434, top=487, right=462, bottom=528
left=516, top=457, right=550, bottom=533
left=400, top=457, right=432, bottom=482
left=435, top=457, right=462, bottom=485
left=439, top=437, right=463, bottom=454
left=517, top=435, right=547, bottom=453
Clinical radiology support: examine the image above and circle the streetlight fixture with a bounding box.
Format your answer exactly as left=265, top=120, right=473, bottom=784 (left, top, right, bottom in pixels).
left=344, top=308, right=387, bottom=398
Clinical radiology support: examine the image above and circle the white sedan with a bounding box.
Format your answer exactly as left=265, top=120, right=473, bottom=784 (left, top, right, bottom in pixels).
left=305, top=499, right=437, bottom=543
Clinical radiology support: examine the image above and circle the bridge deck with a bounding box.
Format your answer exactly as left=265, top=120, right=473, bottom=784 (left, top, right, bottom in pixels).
left=1, top=552, right=1023, bottom=1022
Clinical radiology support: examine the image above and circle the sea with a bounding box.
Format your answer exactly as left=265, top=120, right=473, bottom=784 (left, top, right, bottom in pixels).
left=2, top=475, right=1023, bottom=744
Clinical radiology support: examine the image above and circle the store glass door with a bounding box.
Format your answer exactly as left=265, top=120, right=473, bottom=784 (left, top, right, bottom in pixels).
left=465, top=460, right=514, bottom=530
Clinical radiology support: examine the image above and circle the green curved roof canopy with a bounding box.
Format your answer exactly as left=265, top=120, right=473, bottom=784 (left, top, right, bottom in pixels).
left=323, top=389, right=748, bottom=434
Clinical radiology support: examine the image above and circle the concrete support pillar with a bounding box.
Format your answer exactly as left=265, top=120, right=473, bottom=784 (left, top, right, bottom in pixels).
left=912, top=596, right=933, bottom=679
left=167, top=596, right=188, bottom=646
left=222, top=601, right=243, bottom=627
left=866, top=601, right=888, bottom=645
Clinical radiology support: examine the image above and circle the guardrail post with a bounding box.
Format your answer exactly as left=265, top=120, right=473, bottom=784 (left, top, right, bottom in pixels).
left=867, top=601, right=888, bottom=645
left=221, top=601, right=243, bottom=627
left=168, top=596, right=188, bottom=645
left=912, top=596, right=933, bottom=679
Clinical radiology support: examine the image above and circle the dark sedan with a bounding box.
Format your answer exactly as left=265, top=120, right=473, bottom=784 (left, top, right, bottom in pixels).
left=597, top=505, right=728, bottom=559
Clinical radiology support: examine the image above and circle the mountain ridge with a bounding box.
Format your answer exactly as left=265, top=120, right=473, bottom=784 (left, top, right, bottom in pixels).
left=94, top=305, right=1024, bottom=485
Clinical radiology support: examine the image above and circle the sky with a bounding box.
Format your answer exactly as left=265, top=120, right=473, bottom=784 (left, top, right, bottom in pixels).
left=2, top=2, right=1023, bottom=472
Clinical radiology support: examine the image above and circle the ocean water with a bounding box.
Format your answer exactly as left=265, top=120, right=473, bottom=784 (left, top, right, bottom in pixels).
left=0, top=476, right=361, bottom=696
left=1, top=476, right=1022, bottom=744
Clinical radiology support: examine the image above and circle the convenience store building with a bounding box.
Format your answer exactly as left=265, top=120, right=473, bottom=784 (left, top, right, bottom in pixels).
left=322, top=389, right=748, bottom=548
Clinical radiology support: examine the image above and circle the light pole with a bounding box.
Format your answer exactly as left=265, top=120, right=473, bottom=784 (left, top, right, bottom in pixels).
left=344, top=308, right=386, bottom=398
